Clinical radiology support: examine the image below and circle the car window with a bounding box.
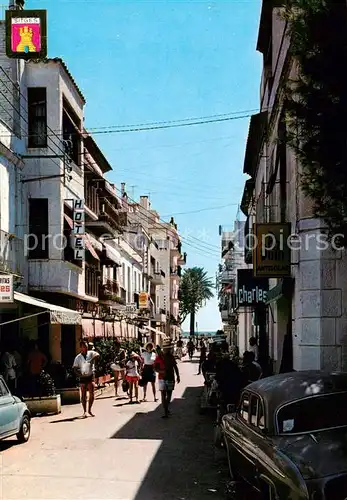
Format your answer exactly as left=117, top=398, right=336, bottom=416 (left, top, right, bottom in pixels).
left=250, top=395, right=258, bottom=425
left=239, top=392, right=250, bottom=422
left=258, top=400, right=265, bottom=430
left=0, top=379, right=9, bottom=396
left=277, top=392, right=347, bottom=434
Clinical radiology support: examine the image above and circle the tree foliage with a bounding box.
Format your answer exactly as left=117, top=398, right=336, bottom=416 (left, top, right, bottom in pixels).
left=179, top=267, right=214, bottom=324
left=283, top=0, right=347, bottom=238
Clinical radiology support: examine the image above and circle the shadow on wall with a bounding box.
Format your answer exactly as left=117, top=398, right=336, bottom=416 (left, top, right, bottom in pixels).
left=111, top=386, right=229, bottom=500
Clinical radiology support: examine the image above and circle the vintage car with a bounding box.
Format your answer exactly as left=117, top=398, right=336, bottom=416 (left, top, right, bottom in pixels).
left=0, top=376, right=31, bottom=443
left=221, top=370, right=347, bottom=499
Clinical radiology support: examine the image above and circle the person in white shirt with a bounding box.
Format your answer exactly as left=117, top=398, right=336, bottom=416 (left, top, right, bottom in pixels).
left=140, top=342, right=157, bottom=402
left=249, top=337, right=259, bottom=361
left=125, top=352, right=141, bottom=404
left=0, top=346, right=17, bottom=393
left=73, top=341, right=99, bottom=418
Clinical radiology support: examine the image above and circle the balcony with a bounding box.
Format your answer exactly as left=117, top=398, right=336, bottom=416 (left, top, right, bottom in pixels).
left=178, top=252, right=186, bottom=266
left=0, top=231, right=25, bottom=279
left=85, top=267, right=99, bottom=298
left=221, top=310, right=229, bottom=321
left=152, top=269, right=166, bottom=286
left=85, top=198, right=128, bottom=237
left=84, top=182, right=99, bottom=220
left=170, top=266, right=182, bottom=278
left=220, top=270, right=234, bottom=284
left=99, top=280, right=125, bottom=305
left=154, top=308, right=166, bottom=323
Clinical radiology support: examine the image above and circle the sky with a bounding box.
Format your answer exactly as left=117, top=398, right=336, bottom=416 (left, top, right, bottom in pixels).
left=30, top=0, right=262, bottom=331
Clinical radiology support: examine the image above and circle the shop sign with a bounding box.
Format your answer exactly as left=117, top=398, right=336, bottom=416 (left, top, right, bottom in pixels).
left=0, top=275, right=14, bottom=303
left=253, top=223, right=291, bottom=278
left=126, top=303, right=136, bottom=313
left=6, top=9, right=47, bottom=59
left=73, top=199, right=85, bottom=260
left=237, top=269, right=268, bottom=307
left=139, top=292, right=148, bottom=309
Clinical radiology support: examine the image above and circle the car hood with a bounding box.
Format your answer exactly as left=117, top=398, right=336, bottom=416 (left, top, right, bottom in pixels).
left=276, top=428, right=347, bottom=479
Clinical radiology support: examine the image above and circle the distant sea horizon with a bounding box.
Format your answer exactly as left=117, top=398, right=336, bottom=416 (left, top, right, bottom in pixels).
left=182, top=330, right=220, bottom=337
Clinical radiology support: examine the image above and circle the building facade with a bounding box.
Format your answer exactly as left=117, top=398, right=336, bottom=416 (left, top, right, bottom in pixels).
left=240, top=0, right=347, bottom=373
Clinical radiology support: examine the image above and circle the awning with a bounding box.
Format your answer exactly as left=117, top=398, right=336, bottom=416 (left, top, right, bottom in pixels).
left=63, top=215, right=99, bottom=261
left=14, top=292, right=81, bottom=325
left=142, top=325, right=166, bottom=337
left=82, top=318, right=104, bottom=337
left=104, top=244, right=121, bottom=265
left=265, top=278, right=294, bottom=304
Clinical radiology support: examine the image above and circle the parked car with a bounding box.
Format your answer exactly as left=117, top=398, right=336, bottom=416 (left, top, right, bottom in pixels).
left=0, top=376, right=31, bottom=443
left=221, top=370, right=347, bottom=499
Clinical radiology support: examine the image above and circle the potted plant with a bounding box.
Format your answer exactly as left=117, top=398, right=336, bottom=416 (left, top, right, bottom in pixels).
left=21, top=371, right=61, bottom=415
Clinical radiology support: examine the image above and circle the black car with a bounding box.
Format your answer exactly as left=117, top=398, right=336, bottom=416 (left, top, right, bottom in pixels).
left=221, top=370, right=347, bottom=499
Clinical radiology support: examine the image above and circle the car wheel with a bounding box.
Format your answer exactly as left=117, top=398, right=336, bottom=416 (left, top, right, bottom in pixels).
left=17, top=415, right=30, bottom=443
left=214, top=425, right=223, bottom=448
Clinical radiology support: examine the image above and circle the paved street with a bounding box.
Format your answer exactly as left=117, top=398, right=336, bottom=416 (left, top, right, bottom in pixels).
left=0, top=356, right=229, bottom=500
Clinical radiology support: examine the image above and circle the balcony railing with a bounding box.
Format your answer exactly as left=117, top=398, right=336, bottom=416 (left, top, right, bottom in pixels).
left=85, top=267, right=99, bottom=297
left=85, top=182, right=99, bottom=215
left=0, top=232, right=25, bottom=278
left=99, top=279, right=120, bottom=301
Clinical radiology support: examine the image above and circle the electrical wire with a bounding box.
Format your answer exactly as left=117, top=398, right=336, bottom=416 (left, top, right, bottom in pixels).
left=0, top=67, right=225, bottom=259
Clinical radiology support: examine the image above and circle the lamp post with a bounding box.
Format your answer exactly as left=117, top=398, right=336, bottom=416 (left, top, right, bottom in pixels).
left=91, top=304, right=98, bottom=341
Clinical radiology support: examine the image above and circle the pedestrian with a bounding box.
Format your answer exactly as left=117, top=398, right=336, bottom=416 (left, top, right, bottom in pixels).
left=0, top=343, right=17, bottom=394
left=187, top=339, right=195, bottom=360
left=140, top=342, right=157, bottom=402
left=125, top=352, right=141, bottom=404
left=27, top=341, right=47, bottom=394
left=249, top=337, right=259, bottom=361
left=241, top=351, right=262, bottom=384
left=155, top=339, right=180, bottom=418
left=198, top=342, right=207, bottom=375
left=175, top=337, right=184, bottom=360
left=73, top=340, right=100, bottom=418
left=111, top=348, right=126, bottom=398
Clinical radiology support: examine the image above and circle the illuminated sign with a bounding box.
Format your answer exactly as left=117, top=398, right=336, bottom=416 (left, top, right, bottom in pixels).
left=6, top=10, right=47, bottom=59
left=237, top=269, right=268, bottom=307
left=73, top=199, right=85, bottom=260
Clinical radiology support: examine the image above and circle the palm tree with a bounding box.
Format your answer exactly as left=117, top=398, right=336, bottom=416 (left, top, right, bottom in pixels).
left=179, top=267, right=214, bottom=336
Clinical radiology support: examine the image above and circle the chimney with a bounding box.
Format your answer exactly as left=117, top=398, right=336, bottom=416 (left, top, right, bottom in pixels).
left=121, top=183, right=126, bottom=197
left=140, top=196, right=149, bottom=210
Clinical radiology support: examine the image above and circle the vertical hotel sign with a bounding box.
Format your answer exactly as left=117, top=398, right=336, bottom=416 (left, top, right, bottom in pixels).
left=73, top=199, right=85, bottom=260
left=6, top=10, right=47, bottom=59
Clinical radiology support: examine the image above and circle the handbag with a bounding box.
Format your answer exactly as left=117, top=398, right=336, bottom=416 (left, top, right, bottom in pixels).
left=122, top=379, right=129, bottom=392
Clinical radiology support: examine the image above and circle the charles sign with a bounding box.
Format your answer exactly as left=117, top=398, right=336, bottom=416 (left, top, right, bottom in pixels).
left=237, top=269, right=268, bottom=307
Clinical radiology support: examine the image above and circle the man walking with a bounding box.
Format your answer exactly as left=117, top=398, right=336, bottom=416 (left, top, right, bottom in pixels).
left=73, top=341, right=99, bottom=418
left=155, top=339, right=180, bottom=418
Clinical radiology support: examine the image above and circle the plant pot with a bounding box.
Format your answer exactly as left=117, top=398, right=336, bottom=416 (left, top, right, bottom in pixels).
left=23, top=395, right=61, bottom=415
left=57, top=388, right=80, bottom=405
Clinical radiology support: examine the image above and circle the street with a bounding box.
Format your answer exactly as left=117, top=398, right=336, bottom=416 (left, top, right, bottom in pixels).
left=0, top=356, right=229, bottom=500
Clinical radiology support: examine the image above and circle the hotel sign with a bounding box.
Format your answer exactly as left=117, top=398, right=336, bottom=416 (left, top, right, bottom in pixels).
left=0, top=275, right=13, bottom=303
left=73, top=199, right=85, bottom=260
left=237, top=269, right=268, bottom=307
left=6, top=10, right=47, bottom=59
left=253, top=223, right=291, bottom=278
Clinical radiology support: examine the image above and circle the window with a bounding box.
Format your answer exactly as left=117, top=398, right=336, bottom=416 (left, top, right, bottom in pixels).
left=28, top=88, right=47, bottom=148
left=277, top=393, right=347, bottom=434
left=239, top=393, right=250, bottom=422
left=127, top=267, right=131, bottom=303
left=250, top=395, right=265, bottom=430
left=62, top=98, right=81, bottom=166
left=28, top=199, right=49, bottom=259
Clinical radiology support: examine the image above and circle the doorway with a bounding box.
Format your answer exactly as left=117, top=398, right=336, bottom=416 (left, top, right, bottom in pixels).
left=61, top=325, right=76, bottom=368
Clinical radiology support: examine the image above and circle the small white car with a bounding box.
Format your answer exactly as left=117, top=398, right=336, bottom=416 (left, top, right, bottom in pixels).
left=0, top=376, right=31, bottom=443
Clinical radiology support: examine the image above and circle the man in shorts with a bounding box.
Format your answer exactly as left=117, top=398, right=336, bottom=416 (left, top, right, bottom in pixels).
left=73, top=341, right=99, bottom=418
left=155, top=340, right=180, bottom=418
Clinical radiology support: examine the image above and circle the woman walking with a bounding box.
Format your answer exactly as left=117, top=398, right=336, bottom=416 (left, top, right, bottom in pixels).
left=125, top=352, right=141, bottom=404
left=140, top=342, right=157, bottom=402
left=111, top=348, right=126, bottom=398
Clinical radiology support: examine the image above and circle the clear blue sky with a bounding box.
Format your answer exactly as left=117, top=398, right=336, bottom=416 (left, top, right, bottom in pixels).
left=30, top=0, right=262, bottom=331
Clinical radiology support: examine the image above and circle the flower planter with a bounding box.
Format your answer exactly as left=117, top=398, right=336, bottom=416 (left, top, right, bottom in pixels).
left=57, top=388, right=81, bottom=405
left=23, top=395, right=61, bottom=415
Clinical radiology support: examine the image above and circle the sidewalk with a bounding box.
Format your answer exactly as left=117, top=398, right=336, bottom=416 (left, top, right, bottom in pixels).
left=0, top=355, right=229, bottom=500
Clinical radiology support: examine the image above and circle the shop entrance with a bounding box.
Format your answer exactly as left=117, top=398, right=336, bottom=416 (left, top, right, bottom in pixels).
left=61, top=325, right=76, bottom=368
